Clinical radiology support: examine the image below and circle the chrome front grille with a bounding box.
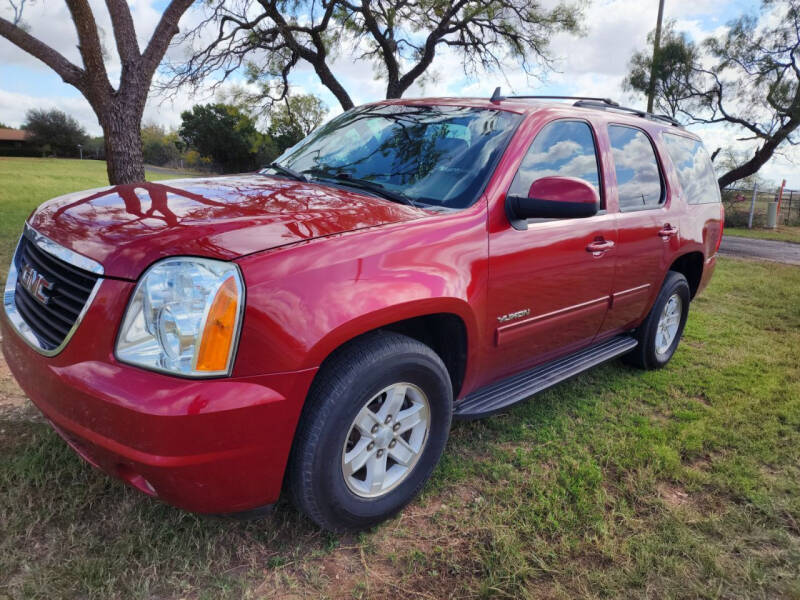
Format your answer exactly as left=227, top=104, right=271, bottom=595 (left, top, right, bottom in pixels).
left=3, top=225, right=103, bottom=355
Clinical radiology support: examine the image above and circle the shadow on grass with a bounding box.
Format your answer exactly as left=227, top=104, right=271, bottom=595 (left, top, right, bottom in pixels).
left=0, top=408, right=336, bottom=599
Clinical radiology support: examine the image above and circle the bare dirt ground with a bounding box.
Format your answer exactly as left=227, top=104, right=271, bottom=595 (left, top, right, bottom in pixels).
left=0, top=338, right=27, bottom=412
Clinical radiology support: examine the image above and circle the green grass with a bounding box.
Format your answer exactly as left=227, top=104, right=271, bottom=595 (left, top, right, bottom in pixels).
left=725, top=226, right=800, bottom=244
left=2, top=158, right=800, bottom=598
left=0, top=157, right=190, bottom=276
left=2, top=259, right=799, bottom=599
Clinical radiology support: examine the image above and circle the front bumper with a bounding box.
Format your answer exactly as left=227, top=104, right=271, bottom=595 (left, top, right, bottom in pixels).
left=2, top=277, right=316, bottom=514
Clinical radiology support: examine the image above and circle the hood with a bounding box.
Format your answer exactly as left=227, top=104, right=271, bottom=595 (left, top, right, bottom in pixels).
left=27, top=174, right=426, bottom=279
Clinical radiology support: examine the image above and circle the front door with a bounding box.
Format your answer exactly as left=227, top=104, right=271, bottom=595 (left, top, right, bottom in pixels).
left=486, top=119, right=616, bottom=381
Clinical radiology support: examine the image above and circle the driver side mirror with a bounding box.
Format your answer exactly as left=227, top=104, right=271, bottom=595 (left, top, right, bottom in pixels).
left=506, top=176, right=599, bottom=230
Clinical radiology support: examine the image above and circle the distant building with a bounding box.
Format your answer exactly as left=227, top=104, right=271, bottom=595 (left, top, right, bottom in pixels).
left=0, top=127, right=34, bottom=156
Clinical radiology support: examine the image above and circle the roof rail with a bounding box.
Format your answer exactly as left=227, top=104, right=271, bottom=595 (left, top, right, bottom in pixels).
left=511, top=95, right=620, bottom=106
left=573, top=99, right=682, bottom=127
left=487, top=87, right=683, bottom=127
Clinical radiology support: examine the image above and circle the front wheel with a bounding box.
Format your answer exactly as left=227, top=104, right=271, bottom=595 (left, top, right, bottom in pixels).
left=287, top=331, right=453, bottom=532
left=624, top=271, right=691, bottom=370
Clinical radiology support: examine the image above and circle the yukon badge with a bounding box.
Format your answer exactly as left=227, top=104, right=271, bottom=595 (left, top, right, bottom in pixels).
left=497, top=308, right=531, bottom=323
left=19, top=263, right=54, bottom=305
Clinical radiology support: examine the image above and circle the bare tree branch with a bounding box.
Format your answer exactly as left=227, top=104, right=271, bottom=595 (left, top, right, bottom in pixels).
left=64, top=0, right=112, bottom=99
left=0, top=16, right=85, bottom=88
left=7, top=0, right=26, bottom=25
left=105, top=0, right=141, bottom=65
left=164, top=0, right=582, bottom=110
left=142, top=0, right=195, bottom=78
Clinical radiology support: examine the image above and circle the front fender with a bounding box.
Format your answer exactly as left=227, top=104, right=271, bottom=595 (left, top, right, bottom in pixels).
left=303, top=296, right=478, bottom=369
left=232, top=206, right=488, bottom=377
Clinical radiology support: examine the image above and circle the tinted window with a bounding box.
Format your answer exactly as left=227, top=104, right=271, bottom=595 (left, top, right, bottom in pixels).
left=508, top=120, right=602, bottom=204
left=608, top=125, right=663, bottom=211
left=271, top=104, right=521, bottom=209
left=663, top=133, right=721, bottom=204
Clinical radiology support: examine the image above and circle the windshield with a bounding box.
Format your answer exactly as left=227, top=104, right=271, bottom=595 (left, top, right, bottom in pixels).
left=268, top=104, right=521, bottom=209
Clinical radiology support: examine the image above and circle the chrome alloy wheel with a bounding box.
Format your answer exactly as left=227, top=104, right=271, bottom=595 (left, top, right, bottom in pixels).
left=341, top=383, right=431, bottom=498
left=655, top=293, right=682, bottom=355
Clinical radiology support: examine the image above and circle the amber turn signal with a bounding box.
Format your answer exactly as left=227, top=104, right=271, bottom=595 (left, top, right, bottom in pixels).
left=195, top=276, right=240, bottom=372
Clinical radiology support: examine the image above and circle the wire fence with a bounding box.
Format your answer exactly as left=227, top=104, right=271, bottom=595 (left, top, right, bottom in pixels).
left=721, top=186, right=800, bottom=228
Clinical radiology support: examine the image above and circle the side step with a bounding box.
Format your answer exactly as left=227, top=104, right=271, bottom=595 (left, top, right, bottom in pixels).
left=453, top=335, right=637, bottom=420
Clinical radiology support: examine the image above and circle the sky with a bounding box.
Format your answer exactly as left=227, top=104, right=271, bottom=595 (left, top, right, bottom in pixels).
left=1, top=0, right=797, bottom=188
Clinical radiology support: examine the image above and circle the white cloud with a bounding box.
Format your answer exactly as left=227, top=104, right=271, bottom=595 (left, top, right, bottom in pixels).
left=1, top=0, right=797, bottom=188
left=0, top=88, right=98, bottom=132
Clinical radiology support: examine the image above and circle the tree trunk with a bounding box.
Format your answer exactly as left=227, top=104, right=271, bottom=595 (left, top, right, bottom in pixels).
left=717, top=118, right=800, bottom=190
left=101, top=105, right=146, bottom=184
left=312, top=62, right=354, bottom=111
left=717, top=119, right=798, bottom=189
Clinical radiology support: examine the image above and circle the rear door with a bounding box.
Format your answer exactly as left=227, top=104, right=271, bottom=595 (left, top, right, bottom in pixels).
left=600, top=124, right=677, bottom=334
left=485, top=118, right=617, bottom=380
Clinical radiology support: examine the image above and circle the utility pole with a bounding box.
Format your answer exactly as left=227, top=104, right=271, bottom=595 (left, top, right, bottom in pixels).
left=646, top=0, right=666, bottom=114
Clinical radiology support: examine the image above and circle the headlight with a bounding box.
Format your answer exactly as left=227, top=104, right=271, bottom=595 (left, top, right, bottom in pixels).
left=116, top=257, right=244, bottom=377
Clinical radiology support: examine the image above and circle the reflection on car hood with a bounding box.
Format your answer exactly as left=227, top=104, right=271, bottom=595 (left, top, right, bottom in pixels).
left=27, top=174, right=427, bottom=279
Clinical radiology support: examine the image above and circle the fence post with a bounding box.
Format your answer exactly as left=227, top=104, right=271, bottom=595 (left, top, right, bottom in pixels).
left=748, top=183, right=758, bottom=229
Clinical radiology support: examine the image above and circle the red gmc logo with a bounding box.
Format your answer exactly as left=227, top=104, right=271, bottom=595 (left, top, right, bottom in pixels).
left=19, top=263, right=54, bottom=305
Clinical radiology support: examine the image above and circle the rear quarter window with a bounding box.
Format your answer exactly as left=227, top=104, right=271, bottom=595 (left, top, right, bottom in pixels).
left=662, top=133, right=721, bottom=204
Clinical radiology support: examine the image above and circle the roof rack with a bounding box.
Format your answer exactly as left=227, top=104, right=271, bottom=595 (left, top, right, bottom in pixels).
left=573, top=99, right=682, bottom=127
left=489, top=87, right=683, bottom=128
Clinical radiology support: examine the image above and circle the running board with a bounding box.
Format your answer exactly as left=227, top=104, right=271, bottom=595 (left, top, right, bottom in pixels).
left=454, top=335, right=637, bottom=420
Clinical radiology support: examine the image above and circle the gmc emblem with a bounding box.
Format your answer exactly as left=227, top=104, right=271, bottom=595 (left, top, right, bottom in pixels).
left=19, top=263, right=54, bottom=305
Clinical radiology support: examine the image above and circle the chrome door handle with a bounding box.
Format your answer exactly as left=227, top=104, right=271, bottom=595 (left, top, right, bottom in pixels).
left=659, top=224, right=679, bottom=238
left=586, top=240, right=615, bottom=253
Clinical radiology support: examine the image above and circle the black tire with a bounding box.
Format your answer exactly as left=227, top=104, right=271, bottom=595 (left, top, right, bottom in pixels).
left=624, top=271, right=691, bottom=370
left=287, top=331, right=453, bottom=532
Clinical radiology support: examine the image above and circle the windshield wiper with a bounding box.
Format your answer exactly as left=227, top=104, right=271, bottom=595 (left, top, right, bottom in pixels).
left=305, top=169, right=418, bottom=208
left=263, top=161, right=308, bottom=183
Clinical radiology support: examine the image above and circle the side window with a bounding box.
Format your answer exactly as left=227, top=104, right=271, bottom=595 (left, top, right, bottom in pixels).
left=608, top=125, right=663, bottom=211
left=508, top=120, right=602, bottom=207
left=662, top=133, right=721, bottom=204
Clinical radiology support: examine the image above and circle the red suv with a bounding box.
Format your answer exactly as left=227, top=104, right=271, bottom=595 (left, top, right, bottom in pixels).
left=3, top=94, right=723, bottom=531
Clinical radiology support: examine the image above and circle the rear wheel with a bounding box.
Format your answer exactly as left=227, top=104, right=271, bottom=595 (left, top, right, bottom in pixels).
left=624, top=271, right=690, bottom=369
left=288, top=331, right=452, bottom=532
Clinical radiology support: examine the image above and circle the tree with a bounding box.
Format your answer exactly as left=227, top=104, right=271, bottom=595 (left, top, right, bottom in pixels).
left=267, top=95, right=327, bottom=151
left=625, top=1, right=800, bottom=189
left=168, top=0, right=582, bottom=111
left=141, top=123, right=180, bottom=166
left=0, top=0, right=195, bottom=183
left=179, top=103, right=270, bottom=172
left=625, top=22, right=698, bottom=119
left=23, top=108, right=88, bottom=156
left=85, top=135, right=106, bottom=160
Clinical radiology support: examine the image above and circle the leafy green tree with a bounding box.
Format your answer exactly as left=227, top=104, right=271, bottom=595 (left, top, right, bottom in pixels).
left=625, top=22, right=698, bottom=119
left=141, top=123, right=180, bottom=166
left=268, top=95, right=327, bottom=152
left=22, top=108, right=88, bottom=157
left=625, top=1, right=800, bottom=189
left=179, top=103, right=267, bottom=173
left=85, top=135, right=106, bottom=160
left=168, top=0, right=583, bottom=111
